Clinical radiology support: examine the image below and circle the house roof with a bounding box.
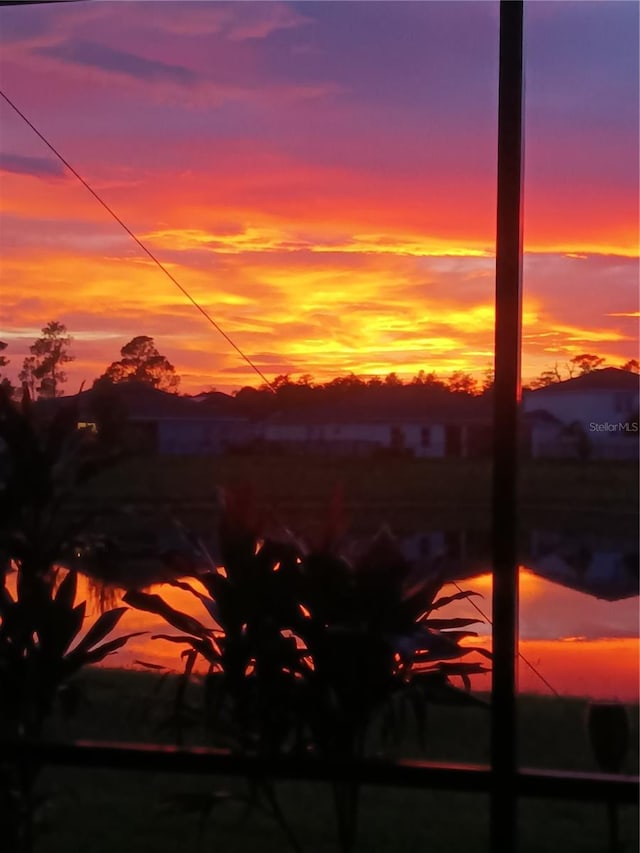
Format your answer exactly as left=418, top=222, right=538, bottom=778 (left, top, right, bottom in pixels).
left=525, top=368, right=639, bottom=396
left=37, top=382, right=244, bottom=422
left=190, top=391, right=236, bottom=407
left=266, top=394, right=491, bottom=426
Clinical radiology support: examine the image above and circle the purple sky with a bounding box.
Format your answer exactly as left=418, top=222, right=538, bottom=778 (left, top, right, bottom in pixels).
left=0, top=1, right=637, bottom=391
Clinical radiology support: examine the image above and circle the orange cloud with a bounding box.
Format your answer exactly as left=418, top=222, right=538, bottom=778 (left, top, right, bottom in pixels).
left=0, top=10, right=636, bottom=395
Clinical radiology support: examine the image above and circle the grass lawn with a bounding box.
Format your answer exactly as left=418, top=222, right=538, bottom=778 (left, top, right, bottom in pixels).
left=41, top=773, right=635, bottom=853
left=30, top=668, right=640, bottom=853
left=70, top=455, right=639, bottom=538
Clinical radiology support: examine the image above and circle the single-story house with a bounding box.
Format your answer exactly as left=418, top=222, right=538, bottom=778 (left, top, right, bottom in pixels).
left=522, top=368, right=639, bottom=460
left=36, top=382, right=252, bottom=455
left=521, top=409, right=580, bottom=459
left=258, top=395, right=493, bottom=458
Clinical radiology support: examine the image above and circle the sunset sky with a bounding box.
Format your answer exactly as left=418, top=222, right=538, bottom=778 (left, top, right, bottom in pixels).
left=0, top=1, right=638, bottom=394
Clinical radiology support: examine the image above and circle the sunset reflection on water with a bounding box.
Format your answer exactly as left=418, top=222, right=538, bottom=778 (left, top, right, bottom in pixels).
left=71, top=567, right=639, bottom=702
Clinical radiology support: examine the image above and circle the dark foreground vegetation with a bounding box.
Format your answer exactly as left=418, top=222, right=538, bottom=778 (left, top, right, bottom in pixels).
left=35, top=669, right=640, bottom=853
left=31, top=774, right=640, bottom=853
left=1, top=388, right=637, bottom=853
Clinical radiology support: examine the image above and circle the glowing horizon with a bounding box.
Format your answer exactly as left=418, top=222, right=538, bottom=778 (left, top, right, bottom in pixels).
left=0, top=1, right=637, bottom=394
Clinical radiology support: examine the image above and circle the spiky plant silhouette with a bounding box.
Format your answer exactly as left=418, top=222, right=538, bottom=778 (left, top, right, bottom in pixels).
left=0, top=387, right=139, bottom=853
left=125, top=486, right=490, bottom=852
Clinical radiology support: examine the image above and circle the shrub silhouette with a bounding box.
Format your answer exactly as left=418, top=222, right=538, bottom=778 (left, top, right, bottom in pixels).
left=125, top=486, right=490, bottom=852
left=0, top=387, right=139, bottom=853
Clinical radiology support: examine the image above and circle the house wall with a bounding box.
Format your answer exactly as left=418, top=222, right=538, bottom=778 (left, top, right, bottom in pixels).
left=524, top=388, right=639, bottom=459
left=262, top=421, right=449, bottom=457
left=262, top=422, right=389, bottom=455
left=529, top=422, right=638, bottom=460
left=523, top=389, right=638, bottom=431
left=588, top=436, right=639, bottom=460
left=398, top=423, right=446, bottom=457
left=322, top=423, right=390, bottom=444
left=530, top=432, right=638, bottom=460
left=529, top=422, right=570, bottom=459
left=157, top=419, right=251, bottom=455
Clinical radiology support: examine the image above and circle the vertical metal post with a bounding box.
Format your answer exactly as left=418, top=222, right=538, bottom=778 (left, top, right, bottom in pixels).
left=491, top=1, right=524, bottom=851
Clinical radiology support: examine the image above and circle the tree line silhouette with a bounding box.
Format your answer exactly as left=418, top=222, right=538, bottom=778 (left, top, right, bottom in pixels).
left=0, top=322, right=637, bottom=404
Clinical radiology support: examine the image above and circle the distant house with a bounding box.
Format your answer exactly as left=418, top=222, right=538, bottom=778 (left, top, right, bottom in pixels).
left=522, top=368, right=639, bottom=459
left=37, top=383, right=252, bottom=455
left=521, top=409, right=572, bottom=459
left=110, top=384, right=253, bottom=455
left=259, top=395, right=492, bottom=458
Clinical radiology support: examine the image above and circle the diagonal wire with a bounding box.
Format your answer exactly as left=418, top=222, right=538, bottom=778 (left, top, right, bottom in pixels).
left=0, top=87, right=558, bottom=697
left=452, top=579, right=560, bottom=697
left=0, top=88, right=276, bottom=392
